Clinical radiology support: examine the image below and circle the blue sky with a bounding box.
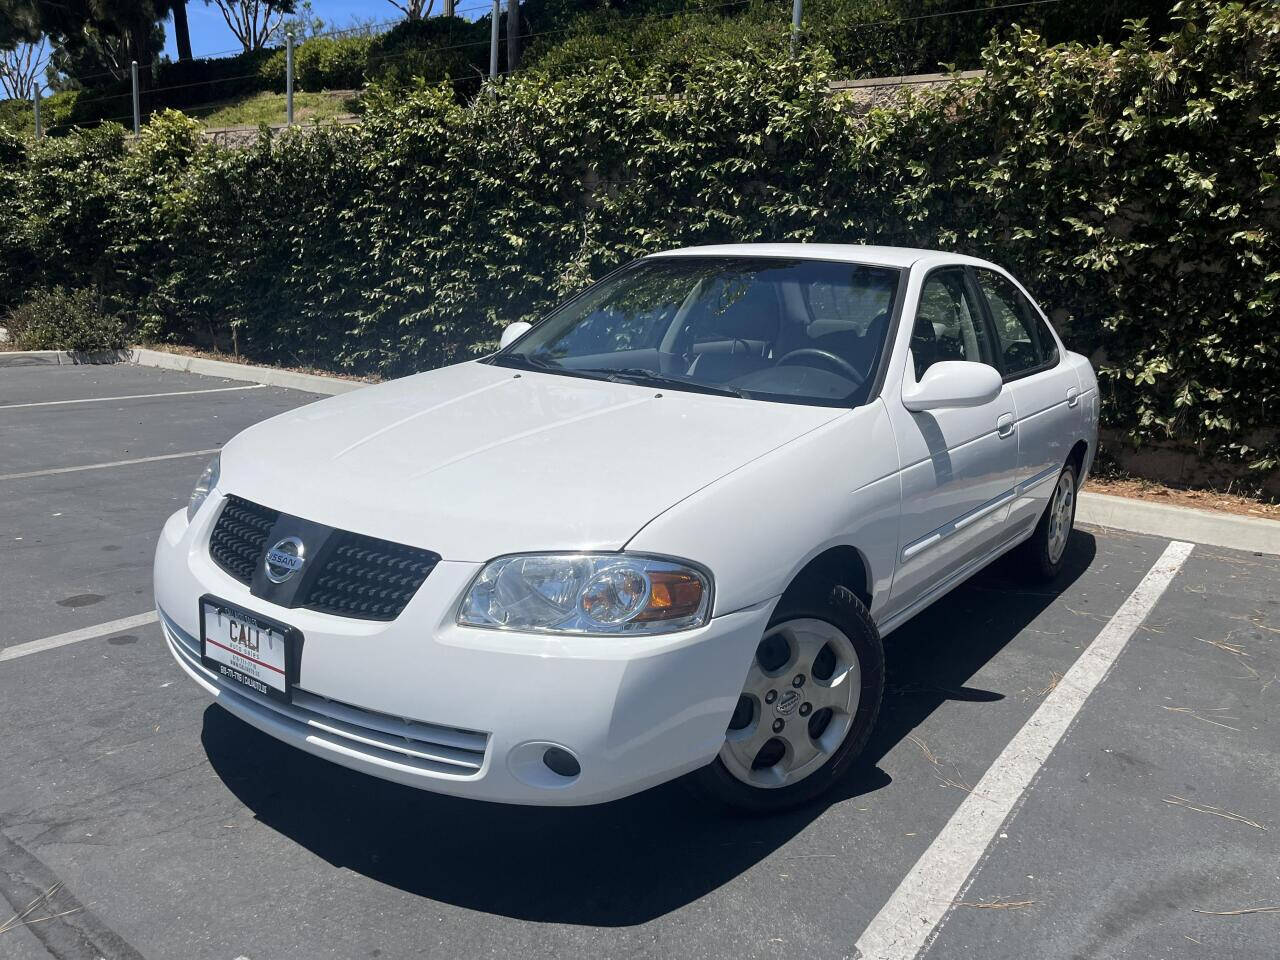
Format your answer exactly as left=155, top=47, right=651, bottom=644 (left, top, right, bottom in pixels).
left=162, top=0, right=487, bottom=60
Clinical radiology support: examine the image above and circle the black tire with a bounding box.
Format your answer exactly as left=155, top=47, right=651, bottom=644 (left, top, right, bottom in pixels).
left=1017, top=461, right=1078, bottom=582
left=688, top=584, right=884, bottom=814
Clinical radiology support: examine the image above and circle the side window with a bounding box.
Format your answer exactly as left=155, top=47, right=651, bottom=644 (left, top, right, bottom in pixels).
left=911, top=268, right=994, bottom=381
left=975, top=270, right=1058, bottom=377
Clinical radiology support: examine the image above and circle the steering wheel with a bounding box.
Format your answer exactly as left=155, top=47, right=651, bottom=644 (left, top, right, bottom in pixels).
left=776, top=348, right=865, bottom=385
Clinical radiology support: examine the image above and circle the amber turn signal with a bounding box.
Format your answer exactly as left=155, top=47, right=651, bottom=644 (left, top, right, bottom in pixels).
left=636, top=570, right=705, bottom=621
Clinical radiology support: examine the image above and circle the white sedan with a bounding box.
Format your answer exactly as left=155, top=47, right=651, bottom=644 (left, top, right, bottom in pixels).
left=155, top=244, right=1097, bottom=812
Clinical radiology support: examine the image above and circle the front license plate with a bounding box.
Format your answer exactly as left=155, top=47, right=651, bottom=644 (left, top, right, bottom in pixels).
left=200, top=598, right=298, bottom=702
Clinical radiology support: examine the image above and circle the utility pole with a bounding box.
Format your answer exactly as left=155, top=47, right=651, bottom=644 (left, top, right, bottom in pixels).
left=131, top=60, right=141, bottom=135
left=489, top=0, right=500, bottom=80
left=173, top=0, right=194, bottom=61
left=32, top=87, right=41, bottom=140
left=286, top=32, right=295, bottom=126
left=507, top=0, right=521, bottom=74
left=791, top=0, right=803, bottom=55
left=444, top=0, right=455, bottom=15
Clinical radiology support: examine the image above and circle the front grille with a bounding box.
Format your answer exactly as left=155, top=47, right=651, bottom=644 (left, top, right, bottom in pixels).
left=207, top=496, right=439, bottom=621
left=209, top=496, right=278, bottom=584
left=160, top=609, right=488, bottom=778
left=305, top=532, right=439, bottom=621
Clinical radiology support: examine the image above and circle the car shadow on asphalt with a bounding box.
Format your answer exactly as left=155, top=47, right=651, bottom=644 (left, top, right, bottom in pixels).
left=201, top=530, right=1096, bottom=926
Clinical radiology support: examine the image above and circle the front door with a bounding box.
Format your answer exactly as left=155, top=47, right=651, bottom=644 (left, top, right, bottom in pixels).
left=885, top=267, right=1020, bottom=615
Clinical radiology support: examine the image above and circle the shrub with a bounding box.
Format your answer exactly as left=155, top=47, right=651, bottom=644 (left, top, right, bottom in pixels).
left=0, top=90, right=81, bottom=137
left=5, top=286, right=127, bottom=351
left=366, top=16, right=488, bottom=92
left=0, top=129, right=30, bottom=312
left=3, top=125, right=126, bottom=312
left=260, top=35, right=374, bottom=91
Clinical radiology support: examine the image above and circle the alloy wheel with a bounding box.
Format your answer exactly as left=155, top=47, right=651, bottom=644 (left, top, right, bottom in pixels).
left=720, top=618, right=861, bottom=789
left=1047, top=468, right=1075, bottom=565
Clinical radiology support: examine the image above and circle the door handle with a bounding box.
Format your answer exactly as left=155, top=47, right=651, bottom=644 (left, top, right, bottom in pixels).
left=1066, top=387, right=1080, bottom=408
left=997, top=413, right=1015, bottom=438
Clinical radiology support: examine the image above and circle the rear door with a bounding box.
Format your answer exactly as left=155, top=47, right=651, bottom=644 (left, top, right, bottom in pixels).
left=971, top=267, right=1079, bottom=537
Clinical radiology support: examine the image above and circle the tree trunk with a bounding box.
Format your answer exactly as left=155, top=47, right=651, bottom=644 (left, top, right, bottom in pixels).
left=506, top=0, right=520, bottom=73
left=173, top=1, right=193, bottom=62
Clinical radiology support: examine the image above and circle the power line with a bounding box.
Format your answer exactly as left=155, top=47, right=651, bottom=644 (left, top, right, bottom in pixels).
left=839, top=0, right=1064, bottom=32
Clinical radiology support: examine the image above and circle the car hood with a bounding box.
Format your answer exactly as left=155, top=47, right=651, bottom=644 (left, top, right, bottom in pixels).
left=219, top=361, right=846, bottom=561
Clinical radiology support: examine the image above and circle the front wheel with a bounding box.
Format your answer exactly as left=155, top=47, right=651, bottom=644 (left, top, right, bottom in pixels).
left=689, top=585, right=884, bottom=813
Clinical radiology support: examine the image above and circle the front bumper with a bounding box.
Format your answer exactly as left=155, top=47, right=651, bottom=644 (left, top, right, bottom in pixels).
left=154, top=498, right=773, bottom=805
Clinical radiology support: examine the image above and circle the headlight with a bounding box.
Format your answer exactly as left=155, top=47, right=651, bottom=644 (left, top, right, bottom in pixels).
left=457, top=553, right=712, bottom=635
left=186, top=454, right=220, bottom=522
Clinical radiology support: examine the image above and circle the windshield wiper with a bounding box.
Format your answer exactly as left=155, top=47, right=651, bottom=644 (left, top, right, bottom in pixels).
left=490, top=352, right=563, bottom=372
left=582, top=367, right=750, bottom=399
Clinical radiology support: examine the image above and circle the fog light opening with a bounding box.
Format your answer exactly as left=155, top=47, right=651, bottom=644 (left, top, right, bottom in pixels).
left=542, top=747, right=581, bottom=779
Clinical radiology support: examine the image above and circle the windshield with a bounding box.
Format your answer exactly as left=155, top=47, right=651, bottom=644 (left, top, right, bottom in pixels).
left=489, top=256, right=902, bottom=406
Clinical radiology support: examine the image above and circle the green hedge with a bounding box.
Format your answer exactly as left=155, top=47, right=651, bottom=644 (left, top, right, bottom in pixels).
left=1, top=0, right=1276, bottom=474
left=4, top=285, right=126, bottom=351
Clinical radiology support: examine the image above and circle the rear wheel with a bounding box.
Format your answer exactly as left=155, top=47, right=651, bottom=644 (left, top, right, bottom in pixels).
left=1017, top=461, right=1078, bottom=581
left=690, top=584, right=883, bottom=813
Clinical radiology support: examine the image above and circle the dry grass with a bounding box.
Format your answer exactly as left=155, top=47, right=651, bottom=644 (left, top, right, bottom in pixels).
left=1085, top=475, right=1280, bottom=520
left=906, top=733, right=939, bottom=766
left=1197, top=635, right=1250, bottom=657
left=907, top=734, right=978, bottom=794
left=1193, top=903, right=1280, bottom=917
left=1063, top=604, right=1109, bottom=622
left=0, top=882, right=81, bottom=936
left=1162, top=795, right=1267, bottom=831
left=1161, top=705, right=1242, bottom=732
left=949, top=896, right=1039, bottom=909
left=1192, top=629, right=1277, bottom=691
left=1038, top=671, right=1064, bottom=697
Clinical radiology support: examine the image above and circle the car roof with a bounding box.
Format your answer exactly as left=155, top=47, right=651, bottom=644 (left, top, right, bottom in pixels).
left=648, top=243, right=998, bottom=272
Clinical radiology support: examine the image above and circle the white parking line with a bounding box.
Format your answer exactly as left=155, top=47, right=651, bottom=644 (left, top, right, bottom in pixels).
left=853, top=539, right=1195, bottom=960
left=0, top=448, right=220, bottom=482
left=0, top=611, right=159, bottom=662
left=0, top=384, right=265, bottom=411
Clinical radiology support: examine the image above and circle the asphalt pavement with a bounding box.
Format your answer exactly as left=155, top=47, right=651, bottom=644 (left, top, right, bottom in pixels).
left=0, top=363, right=1276, bottom=960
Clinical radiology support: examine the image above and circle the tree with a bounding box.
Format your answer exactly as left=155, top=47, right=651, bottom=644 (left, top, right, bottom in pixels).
left=385, top=0, right=434, bottom=20
left=270, top=0, right=322, bottom=43
left=203, top=0, right=296, bottom=53
left=0, top=35, right=46, bottom=97
left=171, top=0, right=191, bottom=60
left=19, top=0, right=177, bottom=84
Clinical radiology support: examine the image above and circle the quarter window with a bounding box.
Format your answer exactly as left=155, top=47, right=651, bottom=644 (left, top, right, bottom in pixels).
left=911, top=268, right=994, bottom=381
left=975, top=269, right=1058, bottom=377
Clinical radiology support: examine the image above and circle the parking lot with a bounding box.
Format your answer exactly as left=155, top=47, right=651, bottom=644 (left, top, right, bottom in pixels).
left=1, top=361, right=1277, bottom=960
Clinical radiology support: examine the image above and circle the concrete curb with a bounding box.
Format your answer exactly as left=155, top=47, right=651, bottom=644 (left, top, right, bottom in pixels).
left=0, top=348, right=130, bottom=367
left=1078, top=491, right=1280, bottom=556
left=8, top=345, right=1279, bottom=555
left=127, top=348, right=366, bottom=396
left=0, top=346, right=366, bottom=395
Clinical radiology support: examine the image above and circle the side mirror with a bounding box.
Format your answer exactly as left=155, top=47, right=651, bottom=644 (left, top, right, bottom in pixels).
left=499, top=321, right=533, bottom=350
left=902, top=360, right=1002, bottom=411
